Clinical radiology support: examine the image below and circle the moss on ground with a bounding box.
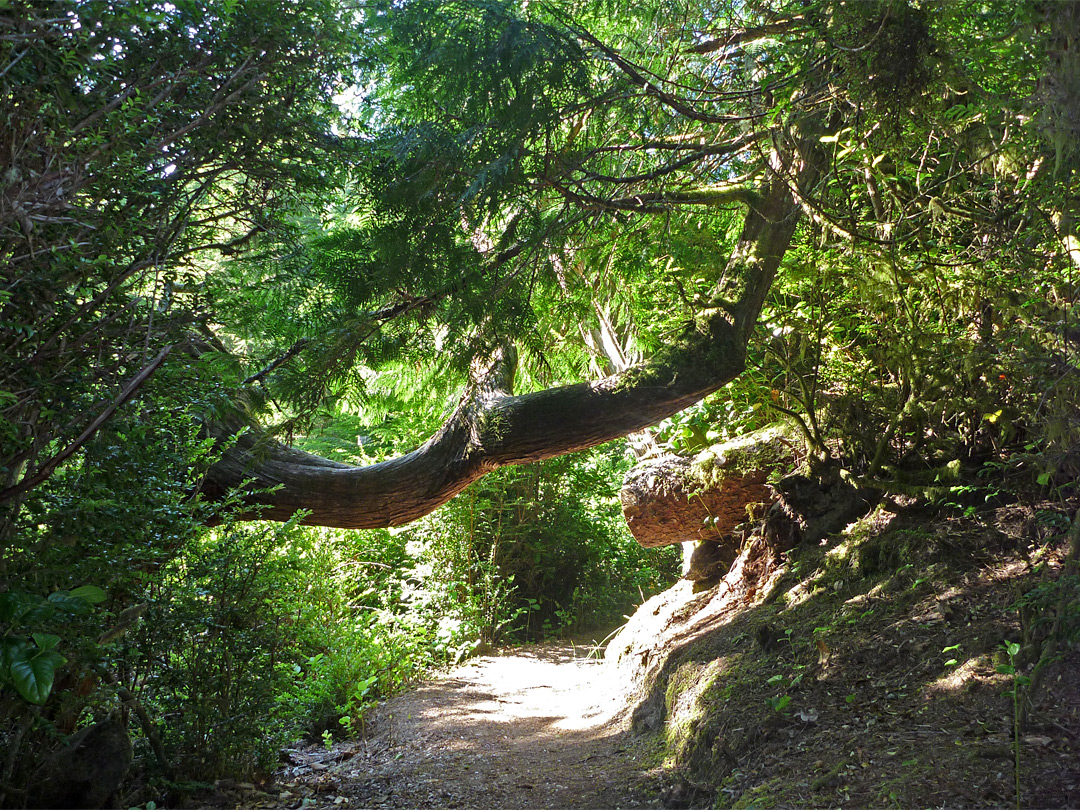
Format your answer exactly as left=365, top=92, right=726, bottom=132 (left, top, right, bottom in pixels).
left=726, top=776, right=784, bottom=809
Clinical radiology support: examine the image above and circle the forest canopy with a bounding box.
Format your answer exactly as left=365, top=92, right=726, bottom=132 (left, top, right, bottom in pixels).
left=0, top=0, right=1078, bottom=802
left=3, top=0, right=1078, bottom=529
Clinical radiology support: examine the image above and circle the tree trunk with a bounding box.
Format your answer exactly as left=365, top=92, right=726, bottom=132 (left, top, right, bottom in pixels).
left=205, top=161, right=817, bottom=529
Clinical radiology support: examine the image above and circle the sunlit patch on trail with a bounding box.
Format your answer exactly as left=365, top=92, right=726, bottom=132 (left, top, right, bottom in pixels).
left=419, top=648, right=628, bottom=733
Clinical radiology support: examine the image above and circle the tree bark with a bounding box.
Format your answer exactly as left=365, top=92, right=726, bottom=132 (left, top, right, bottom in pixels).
left=205, top=158, right=817, bottom=529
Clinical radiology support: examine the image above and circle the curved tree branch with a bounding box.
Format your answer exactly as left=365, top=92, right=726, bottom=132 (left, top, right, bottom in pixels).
left=204, top=150, right=820, bottom=529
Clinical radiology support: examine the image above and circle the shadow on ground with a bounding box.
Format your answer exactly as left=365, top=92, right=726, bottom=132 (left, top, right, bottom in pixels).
left=270, top=645, right=665, bottom=810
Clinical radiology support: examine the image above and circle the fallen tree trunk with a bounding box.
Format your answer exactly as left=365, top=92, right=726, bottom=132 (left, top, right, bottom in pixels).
left=205, top=161, right=816, bottom=529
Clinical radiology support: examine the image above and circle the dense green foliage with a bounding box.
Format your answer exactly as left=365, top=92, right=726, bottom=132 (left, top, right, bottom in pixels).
left=657, top=1, right=1080, bottom=493
left=217, top=0, right=1078, bottom=495
left=1, top=0, right=1078, bottom=805
left=0, top=0, right=357, bottom=512
left=0, top=1, right=361, bottom=799
left=399, top=450, right=679, bottom=650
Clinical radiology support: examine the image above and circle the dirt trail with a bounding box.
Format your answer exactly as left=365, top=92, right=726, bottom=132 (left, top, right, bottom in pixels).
left=269, top=645, right=663, bottom=810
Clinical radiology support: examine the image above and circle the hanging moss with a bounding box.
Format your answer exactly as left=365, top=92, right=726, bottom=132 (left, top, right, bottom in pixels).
left=828, top=1, right=933, bottom=115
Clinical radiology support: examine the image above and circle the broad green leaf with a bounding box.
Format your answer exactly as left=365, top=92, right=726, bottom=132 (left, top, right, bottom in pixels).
left=46, top=591, right=91, bottom=616
left=0, top=638, right=30, bottom=672
left=0, top=591, right=50, bottom=623
left=22, top=597, right=57, bottom=624
left=9, top=648, right=66, bottom=705
left=69, top=585, right=108, bottom=605
left=31, top=633, right=61, bottom=651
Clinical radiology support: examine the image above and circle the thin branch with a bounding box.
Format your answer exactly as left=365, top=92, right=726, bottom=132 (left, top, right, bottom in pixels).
left=687, top=18, right=803, bottom=54
left=0, top=345, right=174, bottom=503
left=243, top=339, right=312, bottom=386
left=554, top=181, right=762, bottom=213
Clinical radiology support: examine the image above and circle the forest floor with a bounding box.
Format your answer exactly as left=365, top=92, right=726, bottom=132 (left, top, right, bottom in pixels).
left=200, top=643, right=667, bottom=810
left=601, top=499, right=1080, bottom=809
left=196, top=501, right=1080, bottom=810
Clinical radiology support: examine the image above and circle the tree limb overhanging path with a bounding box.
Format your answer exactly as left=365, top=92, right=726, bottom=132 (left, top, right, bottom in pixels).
left=205, top=156, right=820, bottom=529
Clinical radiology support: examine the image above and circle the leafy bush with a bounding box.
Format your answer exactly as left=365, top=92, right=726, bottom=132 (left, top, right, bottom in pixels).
left=0, top=378, right=225, bottom=800
left=125, top=517, right=447, bottom=781
left=128, top=518, right=316, bottom=780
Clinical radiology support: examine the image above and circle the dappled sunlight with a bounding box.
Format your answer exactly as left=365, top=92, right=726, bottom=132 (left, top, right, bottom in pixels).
left=8, top=1, right=1076, bottom=808
left=411, top=650, right=627, bottom=735
left=326, top=643, right=660, bottom=809
left=592, top=497, right=1080, bottom=809
left=784, top=508, right=901, bottom=610
left=923, top=655, right=1001, bottom=696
